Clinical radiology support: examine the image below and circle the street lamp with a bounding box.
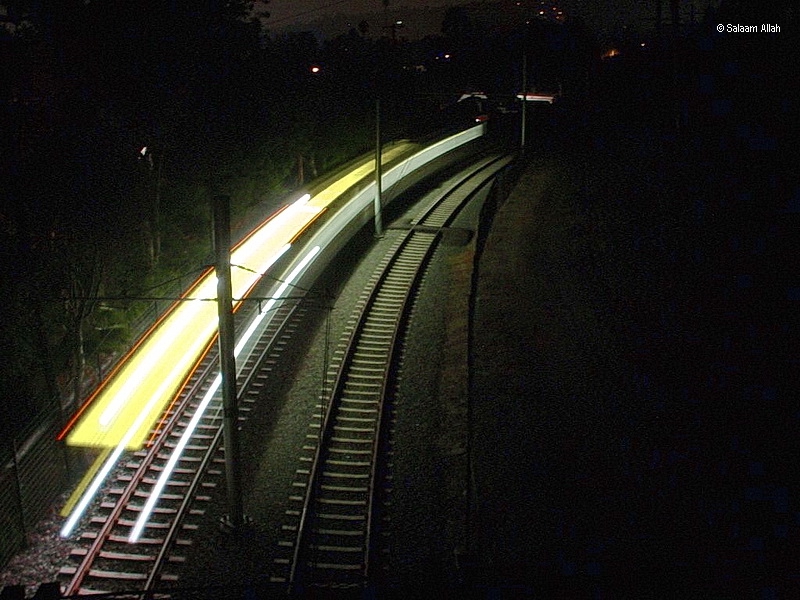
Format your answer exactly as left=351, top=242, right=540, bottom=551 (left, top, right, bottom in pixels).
left=138, top=145, right=163, bottom=267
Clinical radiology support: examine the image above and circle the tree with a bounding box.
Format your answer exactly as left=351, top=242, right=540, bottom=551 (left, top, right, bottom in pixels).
left=62, top=240, right=104, bottom=413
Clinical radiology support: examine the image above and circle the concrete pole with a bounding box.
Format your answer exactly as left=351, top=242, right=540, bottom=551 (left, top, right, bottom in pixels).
left=374, top=98, right=384, bottom=238
left=212, top=194, right=244, bottom=532
left=520, top=51, right=528, bottom=151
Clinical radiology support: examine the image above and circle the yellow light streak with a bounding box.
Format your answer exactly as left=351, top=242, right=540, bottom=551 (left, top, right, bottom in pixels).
left=63, top=143, right=414, bottom=450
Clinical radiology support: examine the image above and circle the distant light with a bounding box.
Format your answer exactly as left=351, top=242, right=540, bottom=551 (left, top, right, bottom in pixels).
left=140, top=146, right=147, bottom=156
left=310, top=65, right=321, bottom=73
left=395, top=20, right=403, bottom=26
left=516, top=92, right=557, bottom=104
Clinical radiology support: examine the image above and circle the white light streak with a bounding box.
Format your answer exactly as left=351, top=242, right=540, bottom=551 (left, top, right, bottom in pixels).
left=60, top=243, right=296, bottom=538
left=59, top=362, right=182, bottom=537
left=128, top=246, right=321, bottom=543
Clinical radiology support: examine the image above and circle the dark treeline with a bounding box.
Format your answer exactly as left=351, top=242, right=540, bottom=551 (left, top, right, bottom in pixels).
left=0, top=0, right=371, bottom=437
left=0, top=0, right=595, bottom=440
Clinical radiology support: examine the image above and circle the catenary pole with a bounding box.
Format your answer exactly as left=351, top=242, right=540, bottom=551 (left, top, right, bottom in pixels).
left=374, top=98, right=384, bottom=238
left=520, top=51, right=528, bottom=151
left=212, top=194, right=244, bottom=531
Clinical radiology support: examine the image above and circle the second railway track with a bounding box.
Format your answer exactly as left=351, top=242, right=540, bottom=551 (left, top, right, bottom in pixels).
left=273, top=152, right=514, bottom=591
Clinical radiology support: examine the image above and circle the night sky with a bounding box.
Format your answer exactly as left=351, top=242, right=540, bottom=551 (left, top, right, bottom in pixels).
left=264, top=0, right=467, bottom=27
left=261, top=0, right=477, bottom=39
left=261, top=0, right=719, bottom=38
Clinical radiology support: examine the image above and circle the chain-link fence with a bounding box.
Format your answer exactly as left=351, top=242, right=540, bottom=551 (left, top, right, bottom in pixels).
left=0, top=408, right=70, bottom=571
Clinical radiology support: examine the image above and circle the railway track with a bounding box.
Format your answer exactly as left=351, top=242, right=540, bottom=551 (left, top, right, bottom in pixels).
left=273, top=152, right=514, bottom=590
left=58, top=297, right=307, bottom=597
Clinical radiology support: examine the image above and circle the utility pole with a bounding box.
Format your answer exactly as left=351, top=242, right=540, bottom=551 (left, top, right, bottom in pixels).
left=520, top=51, right=528, bottom=151
left=374, top=98, right=384, bottom=238
left=212, top=194, right=245, bottom=532
left=655, top=0, right=662, bottom=35
left=669, top=0, right=681, bottom=131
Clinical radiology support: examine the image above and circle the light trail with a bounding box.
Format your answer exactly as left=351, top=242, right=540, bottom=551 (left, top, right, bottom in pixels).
left=128, top=246, right=322, bottom=543
left=61, top=144, right=411, bottom=451
left=61, top=199, right=309, bottom=449
left=60, top=246, right=320, bottom=541
left=58, top=344, right=203, bottom=537
left=58, top=241, right=293, bottom=538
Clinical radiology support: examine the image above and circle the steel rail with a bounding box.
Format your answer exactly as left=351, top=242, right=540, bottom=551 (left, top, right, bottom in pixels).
left=140, top=301, right=304, bottom=594
left=60, top=298, right=303, bottom=596
left=61, top=338, right=223, bottom=596
left=280, top=152, right=514, bottom=589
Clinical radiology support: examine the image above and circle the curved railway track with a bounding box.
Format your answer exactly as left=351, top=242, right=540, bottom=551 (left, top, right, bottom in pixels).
left=58, top=298, right=307, bottom=597
left=273, top=152, right=514, bottom=590
left=55, top=148, right=513, bottom=597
